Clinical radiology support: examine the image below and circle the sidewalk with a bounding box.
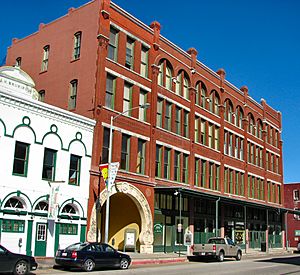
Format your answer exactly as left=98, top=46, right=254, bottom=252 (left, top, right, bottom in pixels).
left=36, top=249, right=295, bottom=270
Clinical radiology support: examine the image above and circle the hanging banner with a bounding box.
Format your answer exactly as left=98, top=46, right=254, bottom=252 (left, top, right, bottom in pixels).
left=99, top=163, right=109, bottom=187
left=48, top=182, right=60, bottom=220
left=107, top=162, right=119, bottom=190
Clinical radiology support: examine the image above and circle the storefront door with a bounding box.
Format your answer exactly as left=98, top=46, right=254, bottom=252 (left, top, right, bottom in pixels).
left=34, top=223, right=47, bottom=256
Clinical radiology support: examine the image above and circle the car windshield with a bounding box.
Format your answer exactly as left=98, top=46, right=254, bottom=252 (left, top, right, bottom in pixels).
left=65, top=242, right=88, bottom=251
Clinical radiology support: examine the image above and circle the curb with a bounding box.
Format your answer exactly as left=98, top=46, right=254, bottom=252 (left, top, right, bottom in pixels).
left=132, top=257, right=188, bottom=265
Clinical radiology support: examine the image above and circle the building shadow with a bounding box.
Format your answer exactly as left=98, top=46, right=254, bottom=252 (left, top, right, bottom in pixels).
left=255, top=255, right=300, bottom=267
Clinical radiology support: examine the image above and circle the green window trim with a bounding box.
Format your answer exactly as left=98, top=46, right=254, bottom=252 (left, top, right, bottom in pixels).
left=59, top=223, right=78, bottom=235
left=68, top=154, right=81, bottom=186
left=1, top=219, right=25, bottom=233
left=42, top=148, right=57, bottom=181
left=12, top=141, right=30, bottom=177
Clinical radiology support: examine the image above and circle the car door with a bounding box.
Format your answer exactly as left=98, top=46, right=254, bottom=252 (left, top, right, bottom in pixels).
left=226, top=238, right=236, bottom=256
left=0, top=246, right=13, bottom=272
left=100, top=244, right=118, bottom=267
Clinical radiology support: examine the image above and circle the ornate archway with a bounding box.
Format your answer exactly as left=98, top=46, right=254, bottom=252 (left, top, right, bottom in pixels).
left=87, top=182, right=153, bottom=253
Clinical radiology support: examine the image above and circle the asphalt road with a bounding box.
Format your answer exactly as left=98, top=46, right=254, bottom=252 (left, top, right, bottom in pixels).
left=34, top=254, right=300, bottom=275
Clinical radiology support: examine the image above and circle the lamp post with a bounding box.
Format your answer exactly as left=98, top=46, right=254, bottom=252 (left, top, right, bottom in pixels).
left=174, top=189, right=182, bottom=257
left=104, top=103, right=150, bottom=244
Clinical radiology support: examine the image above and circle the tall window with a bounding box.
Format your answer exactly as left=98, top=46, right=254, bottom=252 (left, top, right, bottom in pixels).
left=155, top=145, right=162, bottom=177
left=201, top=160, right=206, bottom=188
left=13, top=141, right=30, bottom=177
left=42, top=148, right=57, bottom=181
left=73, top=32, right=81, bottom=60
left=38, top=90, right=45, bottom=102
left=163, top=148, right=171, bottom=179
left=68, top=79, right=78, bottom=110
left=139, top=89, right=148, bottom=121
left=196, top=81, right=207, bottom=108
left=201, top=119, right=206, bottom=145
left=108, top=27, right=118, bottom=61
left=125, top=37, right=134, bottom=69
left=69, top=154, right=81, bottom=185
left=208, top=124, right=213, bottom=148
left=175, top=107, right=181, bottom=135
left=105, top=74, right=116, bottom=109
left=183, top=110, right=189, bottom=138
left=195, top=158, right=200, bottom=186
left=195, top=117, right=199, bottom=143
left=140, top=46, right=148, bottom=77
left=121, top=134, right=130, bottom=170
left=174, top=151, right=181, bottom=181
left=16, top=57, right=22, bottom=67
left=164, top=102, right=172, bottom=131
left=156, top=98, right=163, bottom=127
left=41, top=45, right=50, bottom=72
left=209, top=90, right=220, bottom=115
left=176, top=71, right=189, bottom=99
left=182, top=154, right=188, bottom=183
left=214, top=127, right=220, bottom=151
left=158, top=60, right=172, bottom=90
left=101, top=128, right=110, bottom=164
left=137, top=139, right=146, bottom=174
left=123, top=82, right=132, bottom=115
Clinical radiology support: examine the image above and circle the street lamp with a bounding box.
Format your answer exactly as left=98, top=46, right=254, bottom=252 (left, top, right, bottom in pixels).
left=174, top=189, right=182, bottom=257
left=104, top=103, right=150, bottom=244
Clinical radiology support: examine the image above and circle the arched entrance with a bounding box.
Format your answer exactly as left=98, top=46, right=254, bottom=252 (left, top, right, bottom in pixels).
left=87, top=182, right=153, bottom=253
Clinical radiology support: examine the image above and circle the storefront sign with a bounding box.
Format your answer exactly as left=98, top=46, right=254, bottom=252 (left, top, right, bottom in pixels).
left=154, top=223, right=163, bottom=234
left=107, top=162, right=119, bottom=190
left=48, top=182, right=60, bottom=220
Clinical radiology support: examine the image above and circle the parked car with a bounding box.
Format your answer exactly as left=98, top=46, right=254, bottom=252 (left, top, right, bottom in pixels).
left=55, top=242, right=131, bottom=271
left=191, top=237, right=242, bottom=262
left=0, top=244, right=38, bottom=274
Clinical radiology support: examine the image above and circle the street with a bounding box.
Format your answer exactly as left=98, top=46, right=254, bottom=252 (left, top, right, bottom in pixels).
left=34, top=254, right=300, bottom=275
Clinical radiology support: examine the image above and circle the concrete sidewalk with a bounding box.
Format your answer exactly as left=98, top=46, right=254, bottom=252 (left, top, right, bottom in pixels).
left=36, top=249, right=295, bottom=270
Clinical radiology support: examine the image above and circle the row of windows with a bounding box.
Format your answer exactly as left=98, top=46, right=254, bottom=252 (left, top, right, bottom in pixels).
left=247, top=143, right=263, bottom=168
left=224, top=131, right=244, bottom=161
left=248, top=176, right=265, bottom=201
left=156, top=98, right=189, bottom=137
left=105, top=74, right=149, bottom=122
left=12, top=141, right=81, bottom=185
left=155, top=146, right=189, bottom=183
left=108, top=26, right=149, bottom=77
left=195, top=159, right=220, bottom=191
left=102, top=129, right=146, bottom=174
left=195, top=118, right=220, bottom=150
left=38, top=79, right=78, bottom=110
left=16, top=32, right=82, bottom=72
left=224, top=168, right=245, bottom=196
left=154, top=193, right=189, bottom=212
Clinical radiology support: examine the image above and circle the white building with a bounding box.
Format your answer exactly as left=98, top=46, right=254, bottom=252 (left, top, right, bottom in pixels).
left=0, top=66, right=95, bottom=257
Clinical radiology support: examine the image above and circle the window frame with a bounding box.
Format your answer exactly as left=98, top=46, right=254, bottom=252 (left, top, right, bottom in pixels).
left=12, top=141, right=30, bottom=177
left=68, top=154, right=81, bottom=186
left=73, top=31, right=82, bottom=60
left=42, top=148, right=57, bottom=181
left=68, top=79, right=78, bottom=110
left=41, top=45, right=50, bottom=72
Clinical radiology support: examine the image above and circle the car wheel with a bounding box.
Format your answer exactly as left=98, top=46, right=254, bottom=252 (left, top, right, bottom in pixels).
left=119, top=258, right=129, bottom=270
left=236, top=250, right=242, bottom=261
left=218, top=251, right=224, bottom=262
left=14, top=260, right=28, bottom=275
left=82, top=259, right=95, bottom=272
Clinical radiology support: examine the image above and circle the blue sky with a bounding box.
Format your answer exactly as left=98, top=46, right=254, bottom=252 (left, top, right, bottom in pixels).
left=1, top=0, right=299, bottom=183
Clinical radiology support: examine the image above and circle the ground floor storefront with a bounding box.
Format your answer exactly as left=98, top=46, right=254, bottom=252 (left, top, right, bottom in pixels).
left=153, top=187, right=285, bottom=253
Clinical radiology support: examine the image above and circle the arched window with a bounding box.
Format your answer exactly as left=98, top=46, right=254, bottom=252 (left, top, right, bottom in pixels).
left=235, top=106, right=244, bottom=128
left=34, top=201, right=49, bottom=212
left=176, top=70, right=190, bottom=99
left=209, top=90, right=220, bottom=115
left=224, top=99, right=234, bottom=123
left=157, top=59, right=173, bottom=90
left=73, top=31, right=82, bottom=60
left=257, top=119, right=263, bottom=139
left=61, top=204, right=78, bottom=216
left=195, top=81, right=207, bottom=108
left=248, top=113, right=255, bottom=135
left=4, top=197, right=25, bottom=210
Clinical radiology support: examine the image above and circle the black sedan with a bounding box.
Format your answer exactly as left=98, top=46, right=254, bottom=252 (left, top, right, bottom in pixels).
left=0, top=244, right=38, bottom=274
left=55, top=242, right=131, bottom=271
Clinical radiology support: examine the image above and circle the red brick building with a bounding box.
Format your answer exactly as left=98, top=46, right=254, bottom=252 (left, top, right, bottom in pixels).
left=6, top=0, right=285, bottom=253
left=284, top=183, right=300, bottom=248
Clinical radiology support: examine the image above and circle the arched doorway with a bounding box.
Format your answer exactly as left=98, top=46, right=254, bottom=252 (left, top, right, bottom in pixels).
left=87, top=182, right=153, bottom=253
